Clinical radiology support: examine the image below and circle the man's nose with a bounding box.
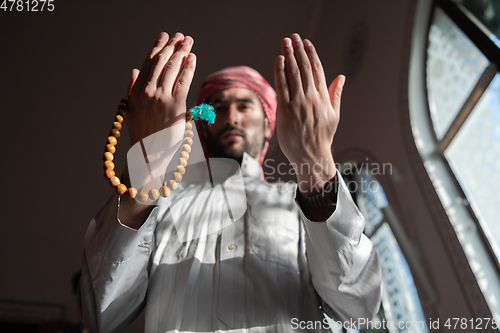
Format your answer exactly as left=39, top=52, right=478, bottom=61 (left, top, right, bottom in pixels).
left=226, top=104, right=241, bottom=125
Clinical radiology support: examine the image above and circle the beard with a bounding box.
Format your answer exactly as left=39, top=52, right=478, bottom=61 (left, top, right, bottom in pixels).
left=205, top=124, right=264, bottom=164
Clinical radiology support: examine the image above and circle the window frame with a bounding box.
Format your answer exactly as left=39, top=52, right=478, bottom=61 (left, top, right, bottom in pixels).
left=338, top=164, right=434, bottom=333
left=407, top=0, right=500, bottom=320
left=425, top=0, right=500, bottom=272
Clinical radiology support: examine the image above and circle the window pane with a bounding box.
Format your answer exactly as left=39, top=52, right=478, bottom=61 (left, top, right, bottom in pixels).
left=355, top=171, right=388, bottom=236
left=426, top=6, right=489, bottom=139
left=350, top=169, right=429, bottom=333
left=452, top=0, right=500, bottom=42
left=445, top=73, right=500, bottom=261
left=371, top=223, right=430, bottom=333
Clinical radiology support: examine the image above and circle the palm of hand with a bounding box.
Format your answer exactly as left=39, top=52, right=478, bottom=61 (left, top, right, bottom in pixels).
left=274, top=34, right=344, bottom=167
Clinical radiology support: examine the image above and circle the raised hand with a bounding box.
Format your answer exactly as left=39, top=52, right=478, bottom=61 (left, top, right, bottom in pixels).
left=274, top=33, right=345, bottom=195
left=126, top=32, right=197, bottom=146
left=117, top=33, right=197, bottom=228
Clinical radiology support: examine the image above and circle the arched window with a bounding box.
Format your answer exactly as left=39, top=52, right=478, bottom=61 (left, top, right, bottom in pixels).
left=410, top=0, right=500, bottom=320
left=326, top=166, right=430, bottom=333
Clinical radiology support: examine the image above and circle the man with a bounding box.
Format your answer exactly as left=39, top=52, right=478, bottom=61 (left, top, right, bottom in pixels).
left=79, top=32, right=382, bottom=333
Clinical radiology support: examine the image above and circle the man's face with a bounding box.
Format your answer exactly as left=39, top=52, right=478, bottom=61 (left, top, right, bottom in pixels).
left=204, top=88, right=271, bottom=163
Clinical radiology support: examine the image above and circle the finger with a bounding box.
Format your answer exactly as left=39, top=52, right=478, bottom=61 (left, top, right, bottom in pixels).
left=303, top=39, right=328, bottom=93
left=159, top=36, right=194, bottom=94
left=290, top=33, right=315, bottom=93
left=146, top=32, right=185, bottom=89
left=281, top=37, right=302, bottom=97
left=148, top=32, right=170, bottom=58
left=328, top=75, right=346, bottom=118
left=274, top=55, right=290, bottom=104
left=127, top=69, right=140, bottom=97
left=173, top=53, right=197, bottom=102
left=134, top=32, right=170, bottom=90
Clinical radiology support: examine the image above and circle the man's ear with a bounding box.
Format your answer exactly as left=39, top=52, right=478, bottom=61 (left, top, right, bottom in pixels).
left=264, top=118, right=272, bottom=141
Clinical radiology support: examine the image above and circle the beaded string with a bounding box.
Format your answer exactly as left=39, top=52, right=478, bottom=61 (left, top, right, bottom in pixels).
left=103, top=97, right=215, bottom=203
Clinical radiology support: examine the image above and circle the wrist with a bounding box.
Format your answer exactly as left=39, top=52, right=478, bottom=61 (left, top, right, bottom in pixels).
left=296, top=174, right=339, bottom=208
left=294, top=157, right=337, bottom=196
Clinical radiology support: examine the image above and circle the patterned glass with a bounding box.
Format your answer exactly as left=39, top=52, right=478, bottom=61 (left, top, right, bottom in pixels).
left=356, top=170, right=389, bottom=236
left=452, top=0, right=500, bottom=42
left=445, top=73, right=500, bottom=260
left=351, top=170, right=429, bottom=333
left=371, top=224, right=429, bottom=333
left=426, top=6, right=489, bottom=139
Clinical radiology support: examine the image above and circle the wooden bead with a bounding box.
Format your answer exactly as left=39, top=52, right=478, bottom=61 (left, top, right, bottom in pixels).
left=169, top=180, right=178, bottom=190
left=110, top=176, right=120, bottom=186
left=138, top=191, right=149, bottom=202
left=116, top=184, right=127, bottom=195
left=149, top=189, right=160, bottom=200
left=128, top=187, right=138, bottom=198
left=102, top=98, right=203, bottom=199
left=111, top=129, right=121, bottom=138
left=106, top=144, right=116, bottom=154
left=182, top=144, right=191, bottom=153
left=104, top=161, right=114, bottom=170
left=120, top=98, right=129, bottom=104
left=161, top=186, right=171, bottom=198
left=104, top=152, right=114, bottom=161
left=173, top=172, right=182, bottom=182
left=108, top=136, right=117, bottom=146
left=176, top=165, right=186, bottom=175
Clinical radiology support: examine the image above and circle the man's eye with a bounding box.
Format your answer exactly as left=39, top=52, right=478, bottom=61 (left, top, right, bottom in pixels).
left=214, top=106, right=227, bottom=113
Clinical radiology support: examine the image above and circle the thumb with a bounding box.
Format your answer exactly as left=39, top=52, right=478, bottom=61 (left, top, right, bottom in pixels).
left=328, top=74, right=345, bottom=117
left=127, top=68, right=140, bottom=97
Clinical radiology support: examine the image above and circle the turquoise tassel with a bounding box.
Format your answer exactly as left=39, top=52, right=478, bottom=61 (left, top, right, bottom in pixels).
left=188, top=104, right=216, bottom=124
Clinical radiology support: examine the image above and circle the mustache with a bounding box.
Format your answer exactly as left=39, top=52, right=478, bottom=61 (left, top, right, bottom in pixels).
left=217, top=125, right=246, bottom=140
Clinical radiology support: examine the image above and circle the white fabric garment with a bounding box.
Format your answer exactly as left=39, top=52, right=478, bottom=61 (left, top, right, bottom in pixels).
left=79, top=153, right=382, bottom=333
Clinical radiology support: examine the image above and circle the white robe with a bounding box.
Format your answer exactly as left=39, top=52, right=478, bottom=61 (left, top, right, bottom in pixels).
left=79, top=153, right=382, bottom=333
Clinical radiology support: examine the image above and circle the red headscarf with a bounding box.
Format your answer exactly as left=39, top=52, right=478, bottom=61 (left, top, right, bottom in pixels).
left=196, top=66, right=277, bottom=164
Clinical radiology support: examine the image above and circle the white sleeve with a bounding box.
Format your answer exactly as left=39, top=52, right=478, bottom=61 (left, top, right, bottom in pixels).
left=79, top=193, right=158, bottom=333
left=297, top=176, right=383, bottom=324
